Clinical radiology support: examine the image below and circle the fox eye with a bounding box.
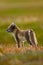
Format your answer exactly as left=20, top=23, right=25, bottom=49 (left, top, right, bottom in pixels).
left=11, top=25, right=14, bottom=29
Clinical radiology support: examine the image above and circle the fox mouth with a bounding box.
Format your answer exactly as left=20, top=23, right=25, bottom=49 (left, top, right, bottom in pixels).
left=6, top=29, right=11, bottom=32
left=6, top=29, right=14, bottom=32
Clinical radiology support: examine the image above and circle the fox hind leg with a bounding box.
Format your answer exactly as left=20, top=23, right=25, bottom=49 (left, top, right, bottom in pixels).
left=25, top=30, right=38, bottom=47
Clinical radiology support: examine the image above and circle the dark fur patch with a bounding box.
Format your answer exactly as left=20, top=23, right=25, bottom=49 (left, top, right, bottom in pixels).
left=25, top=31, right=32, bottom=45
left=7, top=24, right=17, bottom=32
left=30, top=30, right=36, bottom=45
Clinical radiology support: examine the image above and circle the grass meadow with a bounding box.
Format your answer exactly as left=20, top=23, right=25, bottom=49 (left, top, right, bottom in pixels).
left=0, top=0, right=43, bottom=65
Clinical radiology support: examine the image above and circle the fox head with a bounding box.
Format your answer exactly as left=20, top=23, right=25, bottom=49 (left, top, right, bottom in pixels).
left=6, top=23, right=17, bottom=32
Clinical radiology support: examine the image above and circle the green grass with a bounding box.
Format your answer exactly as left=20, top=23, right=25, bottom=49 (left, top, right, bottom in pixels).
left=0, top=0, right=43, bottom=65
left=0, top=0, right=43, bottom=3
left=0, top=8, right=43, bottom=16
left=0, top=51, right=43, bottom=65
left=0, top=22, right=43, bottom=46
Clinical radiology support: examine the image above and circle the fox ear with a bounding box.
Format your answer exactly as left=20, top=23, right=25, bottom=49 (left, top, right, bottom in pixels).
left=12, top=22, right=14, bottom=25
left=12, top=22, right=16, bottom=27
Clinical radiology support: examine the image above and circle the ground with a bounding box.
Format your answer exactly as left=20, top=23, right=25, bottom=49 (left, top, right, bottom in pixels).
left=0, top=44, right=43, bottom=54
left=0, top=0, right=43, bottom=65
left=0, top=44, right=43, bottom=65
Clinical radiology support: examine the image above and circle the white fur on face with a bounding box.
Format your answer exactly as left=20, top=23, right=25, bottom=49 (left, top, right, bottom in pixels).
left=12, top=23, right=15, bottom=25
left=7, top=22, right=14, bottom=29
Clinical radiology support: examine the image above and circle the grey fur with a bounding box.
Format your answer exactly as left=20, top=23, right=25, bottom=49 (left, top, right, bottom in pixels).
left=6, top=23, right=38, bottom=48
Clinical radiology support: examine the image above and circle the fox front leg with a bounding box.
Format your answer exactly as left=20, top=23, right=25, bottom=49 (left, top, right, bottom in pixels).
left=15, top=33, right=21, bottom=48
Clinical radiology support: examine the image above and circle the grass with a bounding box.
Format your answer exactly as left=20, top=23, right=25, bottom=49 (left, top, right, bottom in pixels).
left=0, top=22, right=43, bottom=46
left=0, top=8, right=43, bottom=16
left=0, top=0, right=43, bottom=16
left=0, top=0, right=43, bottom=3
left=0, top=50, right=43, bottom=65
left=0, top=0, right=43, bottom=65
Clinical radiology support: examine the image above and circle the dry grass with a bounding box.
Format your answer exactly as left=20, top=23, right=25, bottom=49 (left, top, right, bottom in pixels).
left=0, top=44, right=43, bottom=54
left=0, top=44, right=43, bottom=65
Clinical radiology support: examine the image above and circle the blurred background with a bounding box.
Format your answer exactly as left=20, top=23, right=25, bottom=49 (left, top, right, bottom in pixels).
left=0, top=0, right=43, bottom=45
left=0, top=0, right=43, bottom=65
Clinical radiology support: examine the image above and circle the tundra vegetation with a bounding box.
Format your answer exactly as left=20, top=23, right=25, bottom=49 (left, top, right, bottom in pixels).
left=0, top=0, right=43, bottom=65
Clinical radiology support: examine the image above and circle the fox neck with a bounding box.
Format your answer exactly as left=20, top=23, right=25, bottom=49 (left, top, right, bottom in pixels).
left=13, top=25, right=20, bottom=33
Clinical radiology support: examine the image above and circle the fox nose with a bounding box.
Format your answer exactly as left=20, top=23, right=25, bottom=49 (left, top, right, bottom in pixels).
left=6, top=29, right=8, bottom=32
left=6, top=29, right=10, bottom=32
